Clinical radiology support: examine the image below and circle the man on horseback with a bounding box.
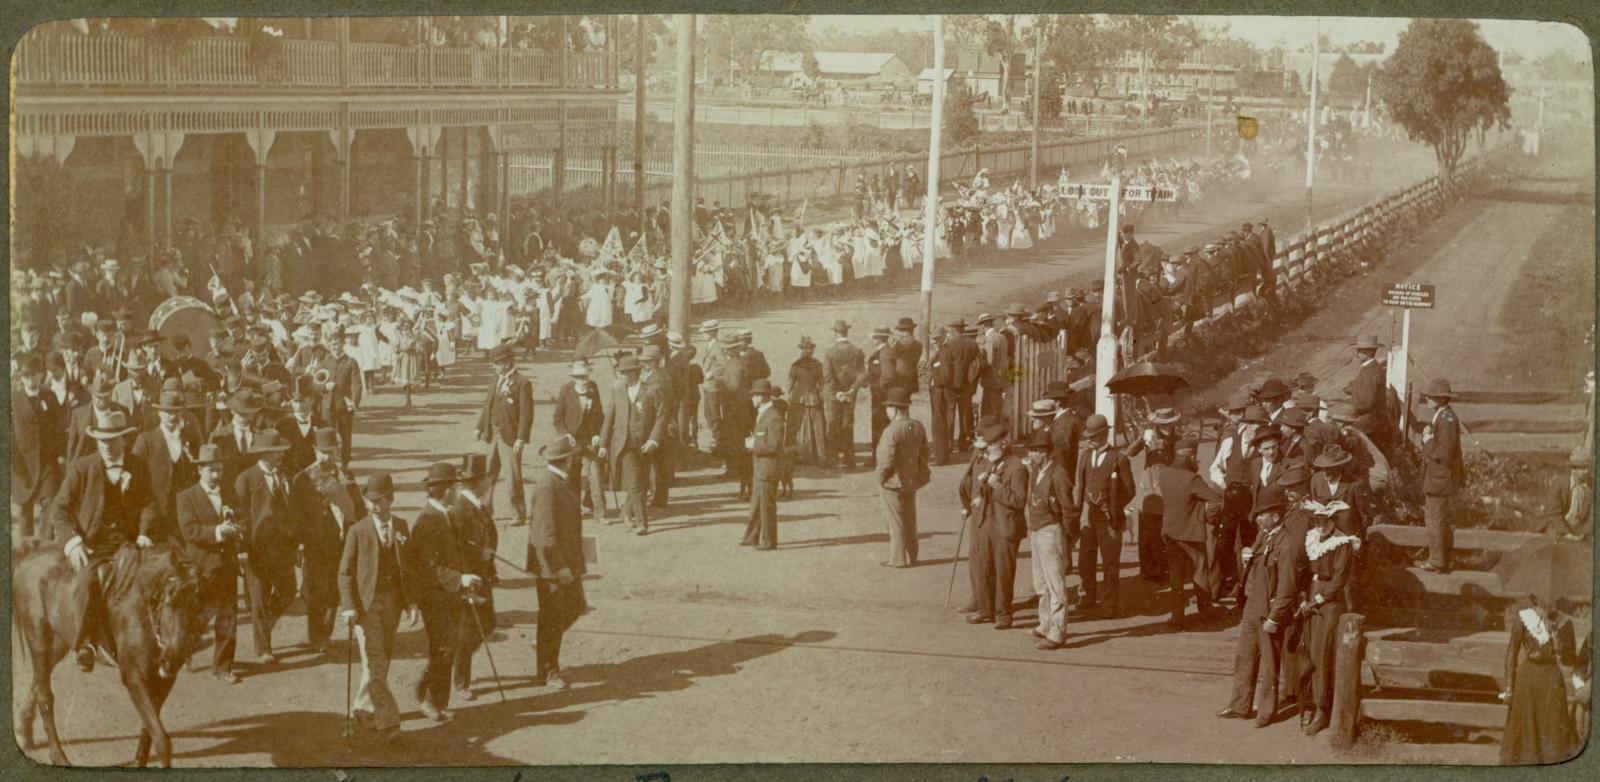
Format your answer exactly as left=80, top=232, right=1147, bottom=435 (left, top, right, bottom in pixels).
left=51, top=409, right=157, bottom=671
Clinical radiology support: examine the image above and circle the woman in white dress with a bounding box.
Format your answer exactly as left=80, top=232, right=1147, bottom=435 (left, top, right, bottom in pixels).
left=1010, top=207, right=1033, bottom=251
left=787, top=235, right=813, bottom=291
left=994, top=200, right=1013, bottom=250
left=584, top=272, right=616, bottom=329
left=762, top=243, right=787, bottom=293
left=934, top=213, right=952, bottom=260
left=624, top=272, right=652, bottom=324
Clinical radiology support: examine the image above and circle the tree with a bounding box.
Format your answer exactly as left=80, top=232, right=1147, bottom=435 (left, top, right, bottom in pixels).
left=617, top=14, right=670, bottom=75
left=1038, top=15, right=1113, bottom=98
left=944, top=78, right=980, bottom=146
left=699, top=15, right=809, bottom=85
left=801, top=52, right=820, bottom=82
left=1037, top=71, right=1063, bottom=122
left=1376, top=19, right=1511, bottom=179
left=1328, top=53, right=1366, bottom=102
left=1104, top=15, right=1201, bottom=108
left=948, top=14, right=1027, bottom=103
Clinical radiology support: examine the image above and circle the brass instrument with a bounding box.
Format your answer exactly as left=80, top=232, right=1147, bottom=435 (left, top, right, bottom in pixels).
left=313, top=367, right=333, bottom=388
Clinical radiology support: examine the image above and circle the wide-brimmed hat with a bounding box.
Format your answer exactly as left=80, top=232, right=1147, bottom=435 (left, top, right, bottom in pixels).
left=831, top=320, right=851, bottom=334
left=1278, top=463, right=1312, bottom=488
left=882, top=387, right=911, bottom=408
left=1028, top=399, right=1058, bottom=418
left=1240, top=404, right=1271, bottom=425
left=1149, top=407, right=1181, bottom=425
left=1255, top=377, right=1290, bottom=400
left=1223, top=392, right=1251, bottom=412
left=981, top=421, right=1011, bottom=446
left=1353, top=335, right=1383, bottom=351
left=870, top=325, right=891, bottom=338
left=87, top=410, right=138, bottom=440
left=895, top=317, right=915, bottom=331
left=227, top=390, right=265, bottom=417
left=1026, top=429, right=1053, bottom=450
left=1293, top=391, right=1322, bottom=411
left=1251, top=427, right=1284, bottom=446
left=1083, top=414, right=1110, bottom=438
left=749, top=379, right=776, bottom=398
left=1422, top=378, right=1453, bottom=400
left=460, top=453, right=489, bottom=481
left=424, top=462, right=460, bottom=486
left=489, top=344, right=517, bottom=365
left=539, top=434, right=580, bottom=462
left=1279, top=407, right=1310, bottom=428
left=1004, top=302, right=1028, bottom=317
left=362, top=472, right=396, bottom=501
left=798, top=336, right=816, bottom=351
left=194, top=443, right=225, bottom=466
left=1294, top=372, right=1318, bottom=389
left=249, top=430, right=292, bottom=454
left=152, top=389, right=186, bottom=412
left=313, top=427, right=340, bottom=453
left=1251, top=484, right=1287, bottom=516
left=569, top=360, right=591, bottom=377
left=1313, top=444, right=1354, bottom=470
left=615, top=354, right=643, bottom=373
left=976, top=313, right=995, bottom=325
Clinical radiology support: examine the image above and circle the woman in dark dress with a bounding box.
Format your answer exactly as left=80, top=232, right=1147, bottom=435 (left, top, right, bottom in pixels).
left=1297, top=511, right=1360, bottom=736
left=1500, top=596, right=1581, bottom=764
left=786, top=338, right=827, bottom=468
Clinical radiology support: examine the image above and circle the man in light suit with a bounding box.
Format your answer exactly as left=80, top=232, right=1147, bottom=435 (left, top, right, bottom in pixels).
left=525, top=435, right=587, bottom=689
left=874, top=388, right=930, bottom=567
left=338, top=472, right=414, bottom=743
left=176, top=444, right=245, bottom=683
left=598, top=354, right=664, bottom=535
left=552, top=360, right=606, bottom=519
left=476, top=344, right=534, bottom=526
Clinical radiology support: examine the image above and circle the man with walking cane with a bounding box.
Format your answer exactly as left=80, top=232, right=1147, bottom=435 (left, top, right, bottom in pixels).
left=450, top=454, right=501, bottom=701
left=526, top=434, right=587, bottom=690
left=338, top=471, right=414, bottom=744
left=408, top=462, right=483, bottom=722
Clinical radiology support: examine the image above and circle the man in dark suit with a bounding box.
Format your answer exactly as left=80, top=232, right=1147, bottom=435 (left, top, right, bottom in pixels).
left=331, top=330, right=364, bottom=469
left=130, top=388, right=202, bottom=542
left=821, top=320, right=866, bottom=470
left=1346, top=336, right=1389, bottom=448
left=599, top=354, right=665, bottom=534
left=52, top=409, right=159, bottom=671
left=12, top=355, right=65, bottom=539
left=1041, top=381, right=1084, bottom=479
left=234, top=430, right=297, bottom=665
left=1073, top=414, right=1135, bottom=617
left=639, top=344, right=677, bottom=509
left=276, top=391, right=322, bottom=478
left=176, top=444, right=245, bottom=683
left=63, top=259, right=97, bottom=322
left=291, top=428, right=362, bottom=656
left=552, top=360, right=605, bottom=518
left=1218, top=484, right=1298, bottom=725
left=741, top=380, right=785, bottom=550
left=959, top=423, right=1029, bottom=628
left=1159, top=439, right=1223, bottom=630
left=524, top=436, right=586, bottom=689
left=476, top=344, right=534, bottom=526
left=1418, top=378, right=1464, bottom=572
left=65, top=378, right=127, bottom=462
left=338, top=472, right=413, bottom=743
left=450, top=454, right=499, bottom=700
left=864, top=326, right=892, bottom=463
left=408, top=462, right=482, bottom=722
left=874, top=388, right=931, bottom=567
left=887, top=317, right=923, bottom=397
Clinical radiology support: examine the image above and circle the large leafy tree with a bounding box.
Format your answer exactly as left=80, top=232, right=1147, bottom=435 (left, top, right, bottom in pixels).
left=948, top=14, right=1028, bottom=103
left=1376, top=19, right=1510, bottom=179
left=699, top=15, right=810, bottom=85
left=1328, top=54, right=1368, bottom=102
left=1038, top=15, right=1114, bottom=98
left=1104, top=15, right=1201, bottom=108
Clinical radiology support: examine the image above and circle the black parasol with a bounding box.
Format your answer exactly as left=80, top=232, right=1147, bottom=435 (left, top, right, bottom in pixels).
left=1493, top=535, right=1592, bottom=604
left=1107, top=361, right=1190, bottom=398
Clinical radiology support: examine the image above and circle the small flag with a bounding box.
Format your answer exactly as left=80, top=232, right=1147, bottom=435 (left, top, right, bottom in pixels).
left=598, top=227, right=624, bottom=265
left=626, top=234, right=649, bottom=264
left=1236, top=115, right=1260, bottom=141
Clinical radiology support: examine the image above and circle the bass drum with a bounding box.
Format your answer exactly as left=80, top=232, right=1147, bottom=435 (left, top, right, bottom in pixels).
left=148, top=296, right=221, bottom=361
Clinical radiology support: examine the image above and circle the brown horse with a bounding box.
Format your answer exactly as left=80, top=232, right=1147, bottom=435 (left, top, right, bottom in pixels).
left=12, top=539, right=203, bottom=767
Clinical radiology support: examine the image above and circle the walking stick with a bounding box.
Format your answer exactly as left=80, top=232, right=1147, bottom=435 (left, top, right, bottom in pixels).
left=343, top=621, right=355, bottom=739
left=465, top=593, right=508, bottom=704
left=945, top=509, right=970, bottom=609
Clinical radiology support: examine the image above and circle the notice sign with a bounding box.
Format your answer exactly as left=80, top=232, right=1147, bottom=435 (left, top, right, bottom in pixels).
left=1381, top=282, right=1436, bottom=309
left=1062, top=183, right=1179, bottom=202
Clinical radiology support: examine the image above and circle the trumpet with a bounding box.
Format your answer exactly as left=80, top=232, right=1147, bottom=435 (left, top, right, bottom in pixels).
left=313, top=367, right=333, bottom=387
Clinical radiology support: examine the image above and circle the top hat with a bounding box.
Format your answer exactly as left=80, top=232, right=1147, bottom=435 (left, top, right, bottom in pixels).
left=831, top=320, right=851, bottom=334
left=194, top=443, right=225, bottom=466
left=749, top=379, right=776, bottom=397
left=895, top=317, right=916, bottom=331
left=310, top=427, right=339, bottom=453
left=1354, top=335, right=1383, bottom=351
left=540, top=434, right=580, bottom=463
left=1084, top=414, right=1110, bottom=438
left=460, top=453, right=489, bottom=481
left=249, top=430, right=292, bottom=454
left=1026, top=429, right=1054, bottom=450
left=1255, top=377, right=1290, bottom=400
left=1149, top=407, right=1181, bottom=425
left=87, top=410, right=138, bottom=440
left=424, top=462, right=461, bottom=486
left=362, top=471, right=396, bottom=501
left=1029, top=399, right=1059, bottom=418
left=882, top=387, right=912, bottom=408
left=1422, top=378, right=1453, bottom=400
left=1313, top=444, right=1354, bottom=470
left=615, top=354, right=643, bottom=373
left=1251, top=484, right=1287, bottom=516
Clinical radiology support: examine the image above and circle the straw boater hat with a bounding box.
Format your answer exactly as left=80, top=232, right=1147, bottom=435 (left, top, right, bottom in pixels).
left=638, top=323, right=664, bottom=340
left=88, top=410, right=138, bottom=440
left=699, top=319, right=721, bottom=333
left=976, top=313, right=995, bottom=326
left=667, top=332, right=687, bottom=350
left=1028, top=399, right=1059, bottom=418
left=1149, top=407, right=1181, bottom=426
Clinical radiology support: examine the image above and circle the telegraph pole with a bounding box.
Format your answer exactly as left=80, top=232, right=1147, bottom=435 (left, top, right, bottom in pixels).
left=1305, top=17, right=1320, bottom=235
left=1094, top=144, right=1128, bottom=426
left=634, top=13, right=646, bottom=214
left=668, top=14, right=695, bottom=337
left=919, top=16, right=945, bottom=348
left=1029, top=19, right=1042, bottom=190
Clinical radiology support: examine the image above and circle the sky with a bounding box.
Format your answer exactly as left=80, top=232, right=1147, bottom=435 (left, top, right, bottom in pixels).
left=806, top=14, right=1592, bottom=63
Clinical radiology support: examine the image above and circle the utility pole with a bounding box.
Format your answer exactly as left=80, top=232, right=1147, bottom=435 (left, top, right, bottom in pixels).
left=1534, top=89, right=1546, bottom=156
left=668, top=14, right=695, bottom=337
left=919, top=16, right=945, bottom=349
left=1205, top=52, right=1214, bottom=160
left=1094, top=144, right=1128, bottom=427
left=634, top=14, right=646, bottom=214
left=1029, top=19, right=1042, bottom=190
left=1304, top=18, right=1319, bottom=235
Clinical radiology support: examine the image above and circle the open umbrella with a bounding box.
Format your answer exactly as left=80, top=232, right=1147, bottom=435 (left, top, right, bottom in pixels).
left=1107, top=361, right=1190, bottom=398
left=1493, top=535, right=1593, bottom=604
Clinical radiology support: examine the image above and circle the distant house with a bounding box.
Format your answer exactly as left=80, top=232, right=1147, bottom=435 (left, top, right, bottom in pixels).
left=915, top=67, right=955, bottom=95
left=947, top=48, right=1027, bottom=100
left=738, top=50, right=912, bottom=86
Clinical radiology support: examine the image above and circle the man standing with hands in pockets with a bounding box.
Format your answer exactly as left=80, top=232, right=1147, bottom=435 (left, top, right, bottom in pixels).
left=477, top=345, right=534, bottom=527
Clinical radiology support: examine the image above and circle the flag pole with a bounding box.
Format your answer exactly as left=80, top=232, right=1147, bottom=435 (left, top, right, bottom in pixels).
left=1305, top=17, right=1319, bottom=235
left=668, top=14, right=695, bottom=337
left=1094, top=145, right=1126, bottom=428
left=919, top=16, right=945, bottom=349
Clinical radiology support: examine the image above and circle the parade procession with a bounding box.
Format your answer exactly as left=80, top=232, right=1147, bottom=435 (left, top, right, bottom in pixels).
left=7, top=11, right=1596, bottom=770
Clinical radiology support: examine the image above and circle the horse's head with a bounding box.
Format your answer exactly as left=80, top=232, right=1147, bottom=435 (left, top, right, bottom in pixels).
left=140, top=546, right=204, bottom=680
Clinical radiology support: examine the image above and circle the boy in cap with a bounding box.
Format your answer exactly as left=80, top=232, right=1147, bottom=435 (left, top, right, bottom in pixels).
left=339, top=471, right=414, bottom=743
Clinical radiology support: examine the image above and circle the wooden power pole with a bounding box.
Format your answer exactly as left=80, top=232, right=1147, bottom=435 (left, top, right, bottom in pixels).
left=668, top=14, right=695, bottom=337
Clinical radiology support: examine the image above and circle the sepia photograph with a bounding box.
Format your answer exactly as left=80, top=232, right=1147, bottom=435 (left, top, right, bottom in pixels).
left=5, top=7, right=1596, bottom=770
